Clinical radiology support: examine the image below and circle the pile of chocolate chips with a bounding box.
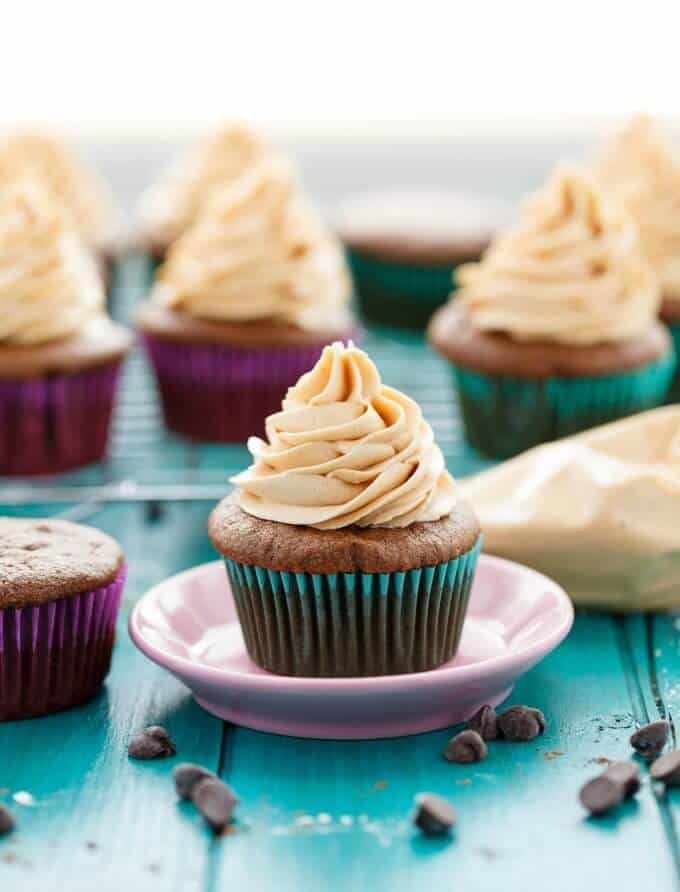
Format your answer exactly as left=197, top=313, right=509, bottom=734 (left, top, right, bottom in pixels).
left=580, top=719, right=680, bottom=816
left=442, top=703, right=546, bottom=765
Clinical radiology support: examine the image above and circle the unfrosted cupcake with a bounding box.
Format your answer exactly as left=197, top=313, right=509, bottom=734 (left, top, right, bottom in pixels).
left=428, top=166, right=676, bottom=458
left=0, top=130, right=120, bottom=284
left=137, top=122, right=272, bottom=264
left=138, top=158, right=356, bottom=442
left=0, top=518, right=126, bottom=720
left=209, top=341, right=481, bottom=677
left=595, top=115, right=680, bottom=399
left=0, top=180, right=132, bottom=475
left=336, top=189, right=512, bottom=328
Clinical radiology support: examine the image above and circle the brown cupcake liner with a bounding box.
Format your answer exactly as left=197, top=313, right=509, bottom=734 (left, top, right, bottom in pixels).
left=224, top=539, right=481, bottom=678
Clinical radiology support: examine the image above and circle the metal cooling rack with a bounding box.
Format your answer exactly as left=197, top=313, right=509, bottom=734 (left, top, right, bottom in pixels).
left=1, top=256, right=493, bottom=510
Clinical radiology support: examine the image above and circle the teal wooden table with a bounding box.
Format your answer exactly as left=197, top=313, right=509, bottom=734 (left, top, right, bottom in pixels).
left=1, top=259, right=679, bottom=891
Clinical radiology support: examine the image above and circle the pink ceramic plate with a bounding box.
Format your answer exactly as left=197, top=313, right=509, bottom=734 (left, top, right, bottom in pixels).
left=129, top=556, right=573, bottom=739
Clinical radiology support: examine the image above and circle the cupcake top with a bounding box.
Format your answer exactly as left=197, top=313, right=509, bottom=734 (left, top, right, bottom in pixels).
left=461, top=406, right=680, bottom=609
left=455, top=165, right=659, bottom=346
left=336, top=188, right=513, bottom=264
left=0, top=179, right=109, bottom=347
left=595, top=115, right=680, bottom=300
left=150, top=158, right=352, bottom=333
left=0, top=130, right=117, bottom=249
left=0, top=517, right=124, bottom=608
left=138, top=122, right=271, bottom=248
left=231, top=341, right=457, bottom=530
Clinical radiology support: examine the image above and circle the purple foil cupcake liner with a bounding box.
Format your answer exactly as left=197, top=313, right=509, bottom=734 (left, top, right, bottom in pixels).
left=0, top=564, right=127, bottom=721
left=0, top=361, right=122, bottom=476
left=143, top=334, right=357, bottom=442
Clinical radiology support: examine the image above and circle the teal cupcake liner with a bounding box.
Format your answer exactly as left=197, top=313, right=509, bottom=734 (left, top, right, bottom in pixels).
left=668, top=321, right=680, bottom=402
left=347, top=248, right=456, bottom=329
left=453, top=350, right=677, bottom=458
left=224, top=538, right=482, bottom=678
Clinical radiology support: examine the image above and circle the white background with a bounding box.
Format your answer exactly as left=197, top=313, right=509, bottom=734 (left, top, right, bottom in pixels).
left=1, top=0, right=679, bottom=139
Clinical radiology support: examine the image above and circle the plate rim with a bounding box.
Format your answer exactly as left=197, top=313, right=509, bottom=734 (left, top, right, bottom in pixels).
left=129, top=555, right=574, bottom=692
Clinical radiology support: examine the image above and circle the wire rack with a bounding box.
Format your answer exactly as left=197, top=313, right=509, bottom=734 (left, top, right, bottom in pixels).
left=1, top=256, right=493, bottom=510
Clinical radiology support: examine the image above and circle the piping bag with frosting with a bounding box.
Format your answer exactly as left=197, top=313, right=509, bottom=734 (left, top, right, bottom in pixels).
left=461, top=407, right=680, bottom=610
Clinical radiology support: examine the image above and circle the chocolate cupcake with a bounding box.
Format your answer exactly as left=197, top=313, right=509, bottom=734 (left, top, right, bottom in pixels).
left=428, top=166, right=676, bottom=458
left=595, top=115, right=680, bottom=399
left=0, top=180, right=132, bottom=475
left=0, top=130, right=121, bottom=285
left=138, top=159, right=357, bottom=442
left=336, top=189, right=512, bottom=328
left=209, top=341, right=481, bottom=677
left=0, top=518, right=126, bottom=720
left=137, top=122, right=272, bottom=265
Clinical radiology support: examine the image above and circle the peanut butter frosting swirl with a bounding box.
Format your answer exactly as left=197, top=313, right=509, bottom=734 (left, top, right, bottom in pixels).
left=152, top=158, right=352, bottom=332
left=0, top=130, right=116, bottom=246
left=232, top=342, right=458, bottom=530
left=596, top=115, right=680, bottom=300
left=139, top=123, right=271, bottom=246
left=0, top=179, right=106, bottom=346
left=456, top=165, right=659, bottom=345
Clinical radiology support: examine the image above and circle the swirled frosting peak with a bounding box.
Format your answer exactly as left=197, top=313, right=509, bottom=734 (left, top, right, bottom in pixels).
left=139, top=122, right=271, bottom=245
left=0, top=179, right=105, bottom=345
left=0, top=130, right=116, bottom=245
left=456, top=165, right=659, bottom=345
left=152, top=158, right=352, bottom=331
left=595, top=115, right=680, bottom=300
left=232, top=342, right=458, bottom=529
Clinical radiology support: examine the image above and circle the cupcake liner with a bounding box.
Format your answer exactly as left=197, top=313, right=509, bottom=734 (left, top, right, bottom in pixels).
left=143, top=334, right=357, bottom=442
left=224, top=539, right=481, bottom=678
left=347, top=248, right=456, bottom=329
left=668, top=320, right=680, bottom=402
left=0, top=362, right=123, bottom=476
left=453, top=350, right=677, bottom=458
left=0, top=564, right=126, bottom=721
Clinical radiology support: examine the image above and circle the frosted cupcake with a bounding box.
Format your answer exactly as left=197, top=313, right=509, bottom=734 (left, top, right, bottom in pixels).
left=138, top=158, right=356, bottom=442
left=209, top=341, right=481, bottom=677
left=137, top=122, right=272, bottom=264
left=0, top=180, right=132, bottom=475
left=0, top=130, right=120, bottom=284
left=428, top=166, right=676, bottom=458
left=596, top=115, right=680, bottom=398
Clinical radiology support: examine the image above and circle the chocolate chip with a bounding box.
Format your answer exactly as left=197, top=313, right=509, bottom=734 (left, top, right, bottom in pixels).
left=579, top=776, right=624, bottom=816
left=630, top=721, right=669, bottom=762
left=173, top=763, right=214, bottom=800
left=0, top=804, right=14, bottom=835
left=497, top=706, right=546, bottom=741
left=413, top=792, right=457, bottom=836
left=444, top=729, right=488, bottom=764
left=128, top=726, right=177, bottom=760
left=602, top=761, right=640, bottom=798
left=192, top=778, right=239, bottom=832
left=650, top=750, right=680, bottom=786
left=466, top=705, right=498, bottom=741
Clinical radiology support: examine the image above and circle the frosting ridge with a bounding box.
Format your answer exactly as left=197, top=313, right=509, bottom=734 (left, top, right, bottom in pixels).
left=233, top=342, right=458, bottom=529
left=456, top=165, right=659, bottom=345
left=152, top=158, right=352, bottom=332
left=0, top=179, right=106, bottom=346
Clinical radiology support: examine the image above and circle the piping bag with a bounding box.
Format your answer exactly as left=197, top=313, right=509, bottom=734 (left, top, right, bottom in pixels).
left=460, top=406, right=680, bottom=610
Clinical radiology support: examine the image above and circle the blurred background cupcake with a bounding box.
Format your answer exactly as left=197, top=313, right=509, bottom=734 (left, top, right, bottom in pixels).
left=137, top=122, right=273, bottom=266
left=137, top=157, right=357, bottom=442
left=209, top=341, right=481, bottom=677
left=428, top=165, right=676, bottom=458
left=336, top=188, right=511, bottom=329
left=0, top=129, right=120, bottom=287
left=0, top=180, right=132, bottom=475
left=595, top=115, right=680, bottom=400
